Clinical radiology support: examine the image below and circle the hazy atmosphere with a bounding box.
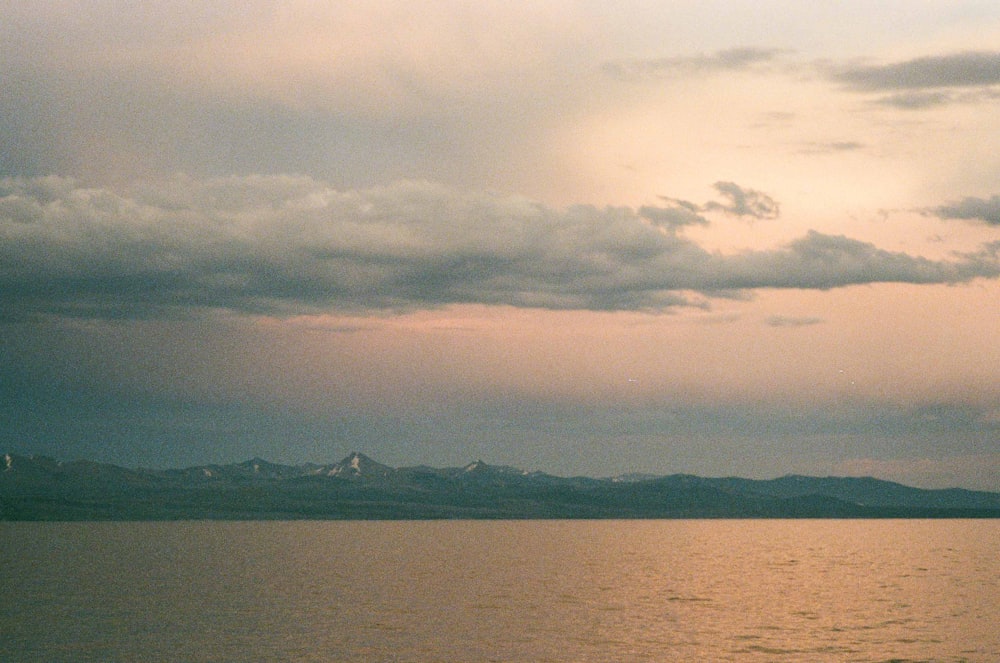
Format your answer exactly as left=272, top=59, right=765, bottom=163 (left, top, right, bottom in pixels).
left=2, top=1, right=999, bottom=489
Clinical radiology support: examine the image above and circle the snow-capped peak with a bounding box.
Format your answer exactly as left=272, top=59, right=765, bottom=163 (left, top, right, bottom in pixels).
left=328, top=453, right=362, bottom=476
left=326, top=452, right=392, bottom=478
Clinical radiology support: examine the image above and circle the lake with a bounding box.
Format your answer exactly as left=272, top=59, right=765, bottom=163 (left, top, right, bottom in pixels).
left=2, top=520, right=997, bottom=662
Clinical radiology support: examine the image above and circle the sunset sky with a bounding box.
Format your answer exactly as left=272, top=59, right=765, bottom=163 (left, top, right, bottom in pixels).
left=2, top=1, right=999, bottom=489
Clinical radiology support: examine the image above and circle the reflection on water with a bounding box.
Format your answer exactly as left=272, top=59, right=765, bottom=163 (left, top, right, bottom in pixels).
left=2, top=520, right=997, bottom=662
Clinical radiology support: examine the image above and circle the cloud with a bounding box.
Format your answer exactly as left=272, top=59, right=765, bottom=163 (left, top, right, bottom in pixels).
left=831, top=51, right=1000, bottom=108
left=797, top=141, right=865, bottom=155
left=2, top=176, right=997, bottom=320
left=925, top=194, right=1000, bottom=226
left=723, top=231, right=997, bottom=289
left=638, top=200, right=708, bottom=232
left=833, top=51, right=1000, bottom=91
left=764, top=315, right=823, bottom=328
left=704, top=181, right=779, bottom=219
left=871, top=90, right=953, bottom=109
left=604, top=47, right=1000, bottom=112
left=642, top=181, right=779, bottom=230
left=826, top=141, right=864, bottom=151
left=603, top=47, right=785, bottom=80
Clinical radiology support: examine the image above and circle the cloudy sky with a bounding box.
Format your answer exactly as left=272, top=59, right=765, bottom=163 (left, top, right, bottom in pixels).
left=3, top=1, right=999, bottom=489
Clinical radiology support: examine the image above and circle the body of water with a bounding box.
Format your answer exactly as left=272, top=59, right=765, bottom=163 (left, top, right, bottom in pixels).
left=2, top=519, right=997, bottom=661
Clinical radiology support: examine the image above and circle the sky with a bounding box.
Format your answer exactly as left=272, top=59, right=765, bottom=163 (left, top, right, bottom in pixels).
left=2, top=1, right=999, bottom=490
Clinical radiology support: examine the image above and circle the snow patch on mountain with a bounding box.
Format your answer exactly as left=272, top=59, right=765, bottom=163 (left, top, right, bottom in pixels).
left=324, top=452, right=392, bottom=479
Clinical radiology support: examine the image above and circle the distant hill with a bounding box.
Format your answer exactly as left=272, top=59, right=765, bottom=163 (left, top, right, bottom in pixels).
left=2, top=452, right=999, bottom=521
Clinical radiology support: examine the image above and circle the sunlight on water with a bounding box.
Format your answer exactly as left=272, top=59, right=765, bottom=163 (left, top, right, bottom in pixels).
left=2, top=520, right=997, bottom=662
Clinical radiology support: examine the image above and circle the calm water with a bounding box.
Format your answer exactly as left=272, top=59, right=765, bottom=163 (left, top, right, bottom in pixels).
left=1, top=520, right=997, bottom=662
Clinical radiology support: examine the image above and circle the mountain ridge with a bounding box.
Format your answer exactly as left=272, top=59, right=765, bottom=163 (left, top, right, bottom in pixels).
left=3, top=451, right=999, bottom=520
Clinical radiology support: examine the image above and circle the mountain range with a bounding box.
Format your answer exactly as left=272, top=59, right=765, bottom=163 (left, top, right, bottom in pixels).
left=3, top=451, right=999, bottom=520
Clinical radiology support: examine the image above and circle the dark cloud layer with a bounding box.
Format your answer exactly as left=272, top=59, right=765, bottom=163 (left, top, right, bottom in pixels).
left=605, top=47, right=1000, bottom=111
left=2, top=176, right=997, bottom=320
left=834, top=51, right=1000, bottom=91
left=832, top=51, right=1000, bottom=109
left=927, top=194, right=1000, bottom=226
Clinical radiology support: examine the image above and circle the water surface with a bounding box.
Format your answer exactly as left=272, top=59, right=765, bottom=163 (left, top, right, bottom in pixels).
left=2, top=520, right=997, bottom=661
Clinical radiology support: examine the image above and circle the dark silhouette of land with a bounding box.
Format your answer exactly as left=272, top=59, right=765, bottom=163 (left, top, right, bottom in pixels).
left=3, top=452, right=999, bottom=520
